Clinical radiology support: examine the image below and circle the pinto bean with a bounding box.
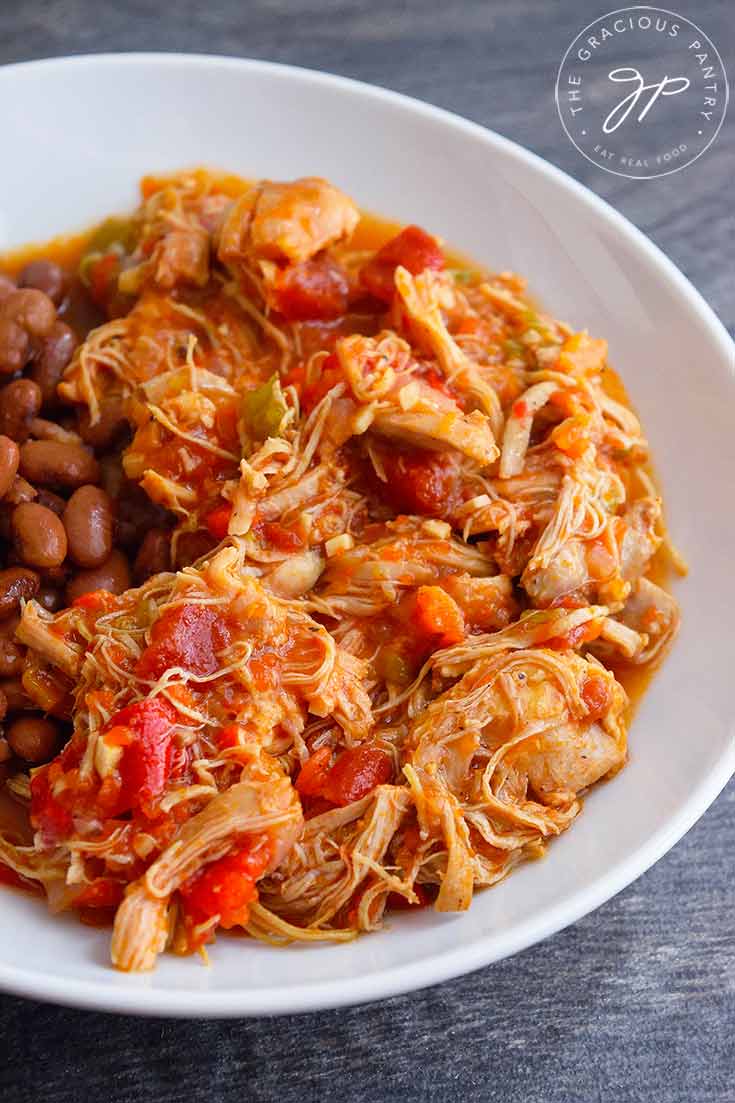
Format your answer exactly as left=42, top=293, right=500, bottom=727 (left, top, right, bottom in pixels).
left=29, top=321, right=76, bottom=405
left=3, top=476, right=36, bottom=505
left=63, top=485, right=113, bottom=568
left=19, top=439, right=99, bottom=488
left=35, top=488, right=66, bottom=516
left=0, top=274, right=16, bottom=304
left=28, top=417, right=82, bottom=445
left=6, top=714, right=59, bottom=764
left=0, top=639, right=24, bottom=678
left=77, top=397, right=126, bottom=449
left=0, top=435, right=19, bottom=498
left=0, top=319, right=30, bottom=374
left=0, top=678, right=30, bottom=713
left=0, top=378, right=42, bottom=442
left=66, top=548, right=131, bottom=603
left=0, top=288, right=56, bottom=338
left=36, top=587, right=64, bottom=612
left=173, top=530, right=216, bottom=569
left=133, top=527, right=171, bottom=583
left=18, top=260, right=67, bottom=306
left=0, top=615, right=20, bottom=640
left=115, top=485, right=172, bottom=548
left=0, top=567, right=40, bottom=618
left=12, top=502, right=68, bottom=568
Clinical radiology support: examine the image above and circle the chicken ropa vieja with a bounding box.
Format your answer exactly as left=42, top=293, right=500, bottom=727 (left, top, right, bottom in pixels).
left=0, top=170, right=682, bottom=971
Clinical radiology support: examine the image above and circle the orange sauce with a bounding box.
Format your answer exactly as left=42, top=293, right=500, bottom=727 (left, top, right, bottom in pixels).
left=0, top=177, right=677, bottom=717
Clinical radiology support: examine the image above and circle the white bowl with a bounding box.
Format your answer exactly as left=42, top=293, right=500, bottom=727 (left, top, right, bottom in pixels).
left=0, top=53, right=733, bottom=1018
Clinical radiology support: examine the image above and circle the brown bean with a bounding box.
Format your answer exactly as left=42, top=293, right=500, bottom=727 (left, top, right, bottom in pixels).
left=0, top=677, right=29, bottom=713
left=98, top=454, right=126, bottom=500
left=133, top=528, right=171, bottom=584
left=77, top=396, right=126, bottom=449
left=35, top=488, right=66, bottom=516
left=115, top=485, right=173, bottom=548
left=36, top=587, right=64, bottom=612
left=38, top=563, right=70, bottom=587
left=0, top=378, right=42, bottom=442
left=0, top=736, right=9, bottom=761
left=0, top=639, right=24, bottom=678
left=0, top=274, right=16, bottom=304
left=0, top=318, right=30, bottom=374
left=3, top=476, right=36, bottom=506
left=6, top=714, right=59, bottom=764
left=66, top=548, right=131, bottom=603
left=0, top=615, right=20, bottom=640
left=29, top=321, right=76, bottom=405
left=19, top=439, right=99, bottom=488
left=63, top=485, right=113, bottom=568
left=0, top=288, right=56, bottom=338
left=29, top=417, right=83, bottom=446
left=0, top=567, right=40, bottom=618
left=0, top=435, right=19, bottom=498
left=174, top=530, right=216, bottom=569
left=12, top=502, right=68, bottom=568
left=18, top=260, right=67, bottom=306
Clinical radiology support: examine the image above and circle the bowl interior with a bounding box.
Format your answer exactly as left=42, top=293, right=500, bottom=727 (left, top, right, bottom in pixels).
left=0, top=54, right=733, bottom=1016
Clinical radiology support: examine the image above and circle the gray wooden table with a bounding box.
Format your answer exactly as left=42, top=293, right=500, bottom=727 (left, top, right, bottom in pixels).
left=0, top=2, right=732, bottom=1100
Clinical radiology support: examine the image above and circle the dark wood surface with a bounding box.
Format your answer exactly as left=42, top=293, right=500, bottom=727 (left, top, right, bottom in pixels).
left=0, top=3, right=733, bottom=1100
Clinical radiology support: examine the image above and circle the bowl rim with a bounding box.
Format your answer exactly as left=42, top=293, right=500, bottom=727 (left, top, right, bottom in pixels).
left=0, top=50, right=733, bottom=1019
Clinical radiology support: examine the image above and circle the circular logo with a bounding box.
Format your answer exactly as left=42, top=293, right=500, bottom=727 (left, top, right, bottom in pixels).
left=556, top=6, right=729, bottom=178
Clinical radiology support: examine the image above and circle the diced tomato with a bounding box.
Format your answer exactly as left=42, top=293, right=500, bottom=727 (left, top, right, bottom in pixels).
left=74, top=878, right=124, bottom=910
left=218, top=723, right=243, bottom=750
left=273, top=257, right=349, bottom=321
left=179, top=835, right=272, bottom=936
left=551, top=414, right=592, bottom=459
left=300, top=354, right=343, bottom=413
left=388, top=884, right=432, bottom=910
left=360, top=226, right=445, bottom=302
left=378, top=448, right=460, bottom=517
left=295, top=745, right=333, bottom=799
left=547, top=619, right=604, bottom=651
left=261, top=521, right=304, bottom=552
left=30, top=766, right=73, bottom=845
left=106, top=698, right=178, bottom=813
left=412, top=585, right=465, bottom=650
left=549, top=387, right=584, bottom=416
left=71, top=590, right=119, bottom=612
left=88, top=253, right=120, bottom=306
left=136, top=604, right=231, bottom=681
left=512, top=399, right=529, bottom=419
left=581, top=674, right=612, bottom=720
left=296, top=745, right=392, bottom=807
left=281, top=364, right=306, bottom=393
left=322, top=746, right=392, bottom=806
left=204, top=502, right=232, bottom=541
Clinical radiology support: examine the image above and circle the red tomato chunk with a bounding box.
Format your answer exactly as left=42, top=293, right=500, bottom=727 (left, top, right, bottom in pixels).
left=273, top=257, right=349, bottom=321
left=180, top=835, right=272, bottom=933
left=105, top=698, right=178, bottom=812
left=136, top=603, right=231, bottom=680
left=360, top=225, right=445, bottom=302
left=378, top=448, right=459, bottom=517
left=296, top=745, right=392, bottom=807
left=29, top=767, right=73, bottom=845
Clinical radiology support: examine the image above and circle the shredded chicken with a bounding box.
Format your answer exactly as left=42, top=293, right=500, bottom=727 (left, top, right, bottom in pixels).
left=0, top=168, right=681, bottom=972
